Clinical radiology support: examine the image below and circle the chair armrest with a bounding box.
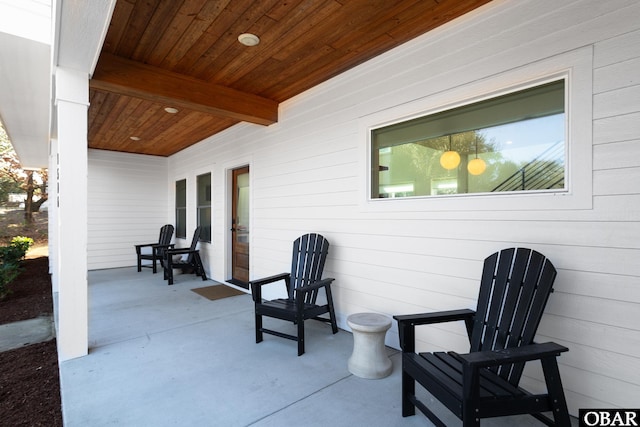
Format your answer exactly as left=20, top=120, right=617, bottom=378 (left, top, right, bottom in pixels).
left=135, top=243, right=158, bottom=253
left=166, top=247, right=196, bottom=256
left=249, top=272, right=290, bottom=287
left=249, top=273, right=290, bottom=302
left=393, top=309, right=476, bottom=353
left=297, top=277, right=335, bottom=293
left=135, top=242, right=158, bottom=248
left=155, top=243, right=175, bottom=250
left=456, top=342, right=569, bottom=368
left=394, top=309, right=475, bottom=326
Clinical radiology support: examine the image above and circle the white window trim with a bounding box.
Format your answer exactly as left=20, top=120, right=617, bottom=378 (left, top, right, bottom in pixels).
left=174, top=177, right=188, bottom=239
left=359, top=46, right=593, bottom=212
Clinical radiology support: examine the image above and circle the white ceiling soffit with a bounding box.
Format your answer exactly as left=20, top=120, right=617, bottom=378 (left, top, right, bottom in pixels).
left=47, top=0, right=115, bottom=148
left=0, top=0, right=51, bottom=168
left=0, top=0, right=51, bottom=44
left=0, top=0, right=114, bottom=169
left=54, top=0, right=116, bottom=75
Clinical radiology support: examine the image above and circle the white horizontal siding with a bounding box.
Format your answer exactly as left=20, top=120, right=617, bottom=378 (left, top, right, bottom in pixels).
left=84, top=0, right=640, bottom=416
left=88, top=149, right=169, bottom=269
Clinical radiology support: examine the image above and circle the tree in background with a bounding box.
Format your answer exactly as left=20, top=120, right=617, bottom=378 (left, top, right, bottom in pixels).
left=0, top=123, right=48, bottom=222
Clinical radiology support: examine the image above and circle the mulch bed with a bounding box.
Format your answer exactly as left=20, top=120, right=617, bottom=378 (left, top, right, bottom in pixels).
left=0, top=257, right=63, bottom=426
left=0, top=257, right=54, bottom=324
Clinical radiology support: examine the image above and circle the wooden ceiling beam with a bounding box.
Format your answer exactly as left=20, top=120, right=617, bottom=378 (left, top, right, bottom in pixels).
left=90, top=53, right=278, bottom=126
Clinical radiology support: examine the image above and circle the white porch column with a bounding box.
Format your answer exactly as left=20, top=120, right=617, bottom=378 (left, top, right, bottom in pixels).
left=55, top=67, right=89, bottom=361
left=48, top=138, right=59, bottom=291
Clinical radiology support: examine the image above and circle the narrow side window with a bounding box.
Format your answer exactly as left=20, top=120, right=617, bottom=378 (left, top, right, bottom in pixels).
left=175, top=179, right=186, bottom=239
left=196, top=173, right=211, bottom=242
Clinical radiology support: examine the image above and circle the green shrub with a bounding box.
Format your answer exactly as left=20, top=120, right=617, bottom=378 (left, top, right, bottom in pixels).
left=10, top=236, right=34, bottom=258
left=0, top=245, right=21, bottom=265
left=0, top=261, right=20, bottom=298
left=0, top=236, right=33, bottom=298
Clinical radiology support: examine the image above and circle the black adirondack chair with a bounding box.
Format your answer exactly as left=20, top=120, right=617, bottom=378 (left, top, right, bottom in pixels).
left=250, top=233, right=338, bottom=356
left=394, top=248, right=570, bottom=427
left=134, top=224, right=174, bottom=273
left=160, top=226, right=207, bottom=285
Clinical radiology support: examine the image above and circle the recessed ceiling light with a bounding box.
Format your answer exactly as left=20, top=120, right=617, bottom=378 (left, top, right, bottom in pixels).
left=164, top=107, right=179, bottom=114
left=129, top=136, right=141, bottom=141
left=238, top=33, right=260, bottom=46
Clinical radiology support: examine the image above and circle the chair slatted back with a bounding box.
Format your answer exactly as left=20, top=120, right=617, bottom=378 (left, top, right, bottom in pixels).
left=154, top=224, right=174, bottom=259
left=158, top=224, right=174, bottom=246
left=470, top=248, right=557, bottom=386
left=289, top=234, right=330, bottom=304
left=185, top=226, right=201, bottom=262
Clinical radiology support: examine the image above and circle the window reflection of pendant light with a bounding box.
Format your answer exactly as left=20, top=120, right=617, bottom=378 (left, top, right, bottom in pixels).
left=467, top=136, right=486, bottom=175
left=440, top=135, right=460, bottom=170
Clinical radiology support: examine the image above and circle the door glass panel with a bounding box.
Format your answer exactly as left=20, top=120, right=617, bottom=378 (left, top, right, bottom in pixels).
left=236, top=172, right=249, bottom=243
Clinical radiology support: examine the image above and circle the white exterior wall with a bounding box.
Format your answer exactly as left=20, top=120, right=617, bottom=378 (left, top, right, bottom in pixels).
left=88, top=149, right=169, bottom=270
left=88, top=0, right=640, bottom=414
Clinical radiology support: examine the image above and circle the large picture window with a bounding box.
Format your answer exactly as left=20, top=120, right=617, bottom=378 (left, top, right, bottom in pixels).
left=175, top=179, right=186, bottom=239
left=371, top=80, right=565, bottom=199
left=197, top=173, right=211, bottom=242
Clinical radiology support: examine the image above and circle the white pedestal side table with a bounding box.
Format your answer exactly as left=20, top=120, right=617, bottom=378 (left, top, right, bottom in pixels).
left=347, top=312, right=393, bottom=379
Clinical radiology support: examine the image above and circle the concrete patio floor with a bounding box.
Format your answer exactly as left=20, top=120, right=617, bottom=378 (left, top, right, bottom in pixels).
left=58, top=267, right=578, bottom=426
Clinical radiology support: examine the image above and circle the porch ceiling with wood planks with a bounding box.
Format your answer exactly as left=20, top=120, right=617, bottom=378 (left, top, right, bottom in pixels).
left=89, top=0, right=491, bottom=157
